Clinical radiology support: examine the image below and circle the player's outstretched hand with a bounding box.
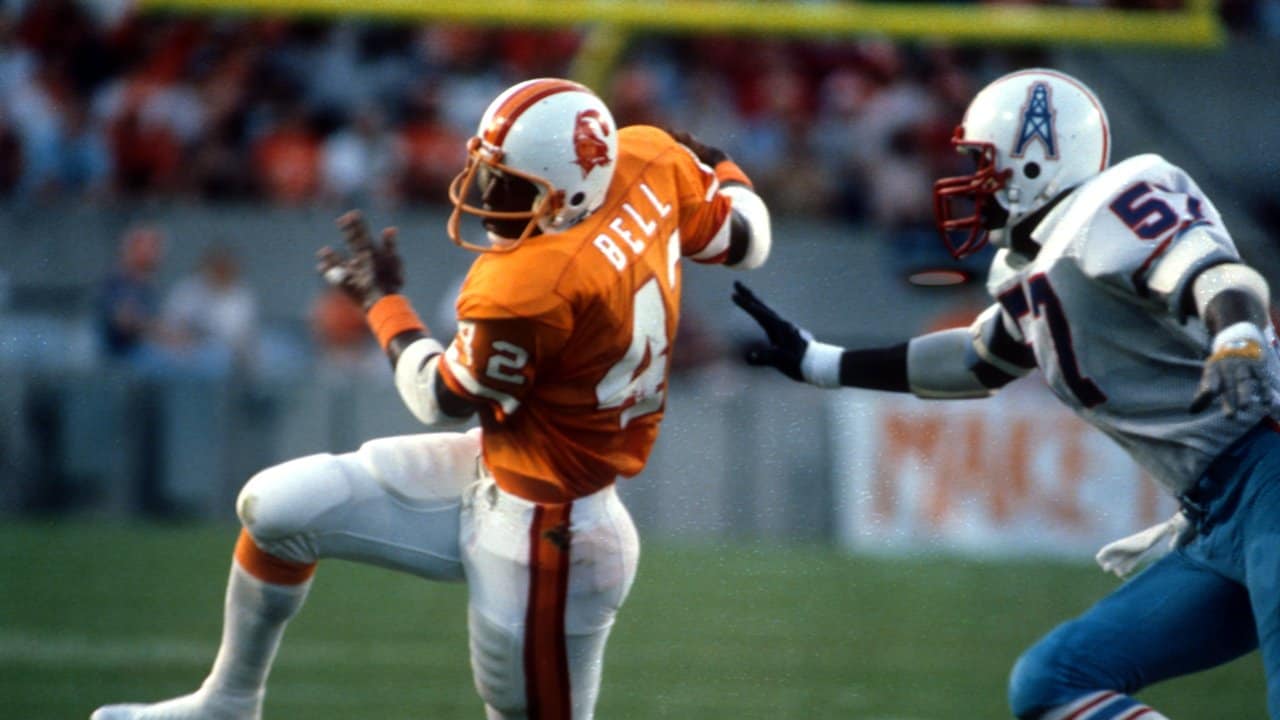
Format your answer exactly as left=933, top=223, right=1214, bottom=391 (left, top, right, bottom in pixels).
left=318, top=210, right=406, bottom=311
left=731, top=281, right=810, bottom=382
left=668, top=129, right=730, bottom=168
left=1189, top=323, right=1273, bottom=417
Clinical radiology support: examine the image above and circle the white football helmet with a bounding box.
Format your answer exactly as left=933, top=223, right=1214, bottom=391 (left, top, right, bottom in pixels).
left=447, top=78, right=618, bottom=252
left=933, top=68, right=1110, bottom=259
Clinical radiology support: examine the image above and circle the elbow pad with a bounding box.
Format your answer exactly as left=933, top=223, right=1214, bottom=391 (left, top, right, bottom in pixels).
left=906, top=328, right=993, bottom=399
left=721, top=184, right=771, bottom=270
left=394, top=337, right=470, bottom=427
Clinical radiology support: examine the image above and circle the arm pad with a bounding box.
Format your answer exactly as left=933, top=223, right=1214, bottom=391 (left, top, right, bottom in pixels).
left=394, top=337, right=473, bottom=427
left=721, top=184, right=771, bottom=270
left=906, top=328, right=993, bottom=399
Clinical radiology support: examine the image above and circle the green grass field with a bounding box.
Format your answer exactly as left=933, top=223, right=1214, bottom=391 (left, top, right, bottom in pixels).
left=1, top=521, right=1265, bottom=719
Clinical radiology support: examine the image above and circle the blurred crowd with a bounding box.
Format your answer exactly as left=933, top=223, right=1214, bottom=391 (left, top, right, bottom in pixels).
left=2, top=0, right=1275, bottom=229
left=94, top=218, right=405, bottom=384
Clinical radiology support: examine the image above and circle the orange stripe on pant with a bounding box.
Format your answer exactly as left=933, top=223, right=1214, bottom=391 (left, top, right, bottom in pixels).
left=524, top=503, right=573, bottom=720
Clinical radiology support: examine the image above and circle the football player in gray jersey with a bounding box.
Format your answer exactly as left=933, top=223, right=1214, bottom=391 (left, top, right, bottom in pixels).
left=736, top=68, right=1280, bottom=719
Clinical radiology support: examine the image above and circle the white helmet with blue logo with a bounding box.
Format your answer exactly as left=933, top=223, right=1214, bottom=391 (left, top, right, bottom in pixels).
left=933, top=68, right=1111, bottom=259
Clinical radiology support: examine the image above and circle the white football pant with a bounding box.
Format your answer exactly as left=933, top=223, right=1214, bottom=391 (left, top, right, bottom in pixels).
left=238, top=429, right=640, bottom=719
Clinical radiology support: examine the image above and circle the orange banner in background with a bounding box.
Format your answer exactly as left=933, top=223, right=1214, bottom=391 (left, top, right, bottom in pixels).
left=830, top=388, right=1173, bottom=558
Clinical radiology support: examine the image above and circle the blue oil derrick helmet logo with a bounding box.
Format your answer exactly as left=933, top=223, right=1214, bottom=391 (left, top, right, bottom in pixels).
left=1012, top=82, right=1058, bottom=160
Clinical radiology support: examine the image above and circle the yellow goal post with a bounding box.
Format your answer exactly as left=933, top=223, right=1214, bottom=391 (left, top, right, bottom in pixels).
left=137, top=0, right=1223, bottom=48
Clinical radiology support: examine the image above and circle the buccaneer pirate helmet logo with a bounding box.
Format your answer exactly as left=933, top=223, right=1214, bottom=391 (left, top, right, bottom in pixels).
left=573, top=109, right=612, bottom=178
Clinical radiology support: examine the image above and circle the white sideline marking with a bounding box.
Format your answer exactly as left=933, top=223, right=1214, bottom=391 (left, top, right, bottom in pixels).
left=0, top=630, right=456, bottom=668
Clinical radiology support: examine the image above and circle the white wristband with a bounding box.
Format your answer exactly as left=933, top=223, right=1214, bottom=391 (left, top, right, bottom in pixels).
left=1212, top=321, right=1264, bottom=352
left=800, top=340, right=844, bottom=388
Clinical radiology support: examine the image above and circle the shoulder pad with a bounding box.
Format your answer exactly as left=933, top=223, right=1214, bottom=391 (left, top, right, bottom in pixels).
left=458, top=250, right=574, bottom=326
left=985, top=248, right=1025, bottom=297
left=1036, top=156, right=1236, bottom=303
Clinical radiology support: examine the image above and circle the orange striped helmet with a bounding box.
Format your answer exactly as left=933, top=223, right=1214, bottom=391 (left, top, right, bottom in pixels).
left=448, top=78, right=617, bottom=252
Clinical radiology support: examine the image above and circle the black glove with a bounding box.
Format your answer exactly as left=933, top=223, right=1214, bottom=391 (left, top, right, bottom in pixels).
left=668, top=129, right=730, bottom=167
left=317, top=210, right=405, bottom=311
left=731, top=281, right=810, bottom=382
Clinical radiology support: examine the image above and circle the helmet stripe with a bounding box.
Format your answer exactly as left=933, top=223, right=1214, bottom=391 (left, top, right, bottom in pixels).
left=482, top=79, right=587, bottom=147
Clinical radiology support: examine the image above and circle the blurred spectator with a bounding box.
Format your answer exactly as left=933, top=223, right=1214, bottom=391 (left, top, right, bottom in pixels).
left=309, top=285, right=383, bottom=376
left=160, top=244, right=260, bottom=377
left=321, top=103, right=396, bottom=207
left=730, top=43, right=806, bottom=181
left=6, top=51, right=67, bottom=195
left=0, top=7, right=1019, bottom=225
left=608, top=59, right=670, bottom=128
left=0, top=15, right=34, bottom=97
left=395, top=81, right=465, bottom=202
left=187, top=110, right=253, bottom=200
left=765, top=113, right=839, bottom=217
left=95, top=223, right=167, bottom=363
left=252, top=102, right=320, bottom=204
left=667, top=65, right=743, bottom=159
left=39, top=96, right=111, bottom=198
left=421, top=26, right=510, bottom=137
left=869, top=126, right=936, bottom=231
left=0, top=109, right=21, bottom=196
left=7, top=3, right=1263, bottom=228
left=106, top=99, right=182, bottom=196
left=811, top=66, right=878, bottom=223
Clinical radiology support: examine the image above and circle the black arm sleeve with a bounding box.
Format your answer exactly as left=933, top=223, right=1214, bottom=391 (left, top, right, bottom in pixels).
left=723, top=210, right=751, bottom=267
left=386, top=329, right=427, bottom=368
left=1201, top=288, right=1269, bottom=335
left=838, top=342, right=911, bottom=393
left=432, top=367, right=479, bottom=419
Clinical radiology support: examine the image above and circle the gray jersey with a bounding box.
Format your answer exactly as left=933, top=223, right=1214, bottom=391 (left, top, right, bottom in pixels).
left=978, top=153, right=1280, bottom=495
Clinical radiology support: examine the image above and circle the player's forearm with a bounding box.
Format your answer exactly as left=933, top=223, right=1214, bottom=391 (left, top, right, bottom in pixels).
left=818, top=343, right=911, bottom=392
left=366, top=295, right=428, bottom=364
left=392, top=338, right=475, bottom=427
left=803, top=329, right=1011, bottom=399
left=1192, top=263, right=1270, bottom=335
left=365, top=295, right=475, bottom=426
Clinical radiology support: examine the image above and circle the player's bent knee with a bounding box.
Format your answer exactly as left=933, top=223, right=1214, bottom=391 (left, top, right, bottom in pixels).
left=1009, top=647, right=1052, bottom=718
left=236, top=454, right=344, bottom=543
left=1008, top=623, right=1084, bottom=719
left=468, top=608, right=526, bottom=715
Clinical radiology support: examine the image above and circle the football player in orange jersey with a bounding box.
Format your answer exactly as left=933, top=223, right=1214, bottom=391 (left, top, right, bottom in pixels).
left=91, top=78, right=771, bottom=720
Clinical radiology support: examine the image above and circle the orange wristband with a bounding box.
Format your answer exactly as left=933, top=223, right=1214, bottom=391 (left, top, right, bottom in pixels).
left=366, top=294, right=427, bottom=351
left=715, top=160, right=753, bottom=190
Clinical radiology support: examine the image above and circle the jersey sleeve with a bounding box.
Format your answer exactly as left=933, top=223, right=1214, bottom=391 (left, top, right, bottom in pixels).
left=438, top=317, right=542, bottom=421
left=667, top=138, right=736, bottom=265
left=967, top=302, right=1037, bottom=383
left=1079, top=166, right=1239, bottom=316
left=436, top=264, right=574, bottom=422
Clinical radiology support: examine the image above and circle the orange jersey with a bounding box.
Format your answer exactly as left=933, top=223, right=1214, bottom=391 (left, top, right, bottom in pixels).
left=438, top=125, right=738, bottom=503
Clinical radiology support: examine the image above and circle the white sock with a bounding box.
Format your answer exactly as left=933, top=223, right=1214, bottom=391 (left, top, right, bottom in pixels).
left=200, top=561, right=312, bottom=700
left=91, top=561, right=312, bottom=720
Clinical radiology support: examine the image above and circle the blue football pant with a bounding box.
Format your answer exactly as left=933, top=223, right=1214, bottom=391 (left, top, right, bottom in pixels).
left=1010, top=421, right=1280, bottom=718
